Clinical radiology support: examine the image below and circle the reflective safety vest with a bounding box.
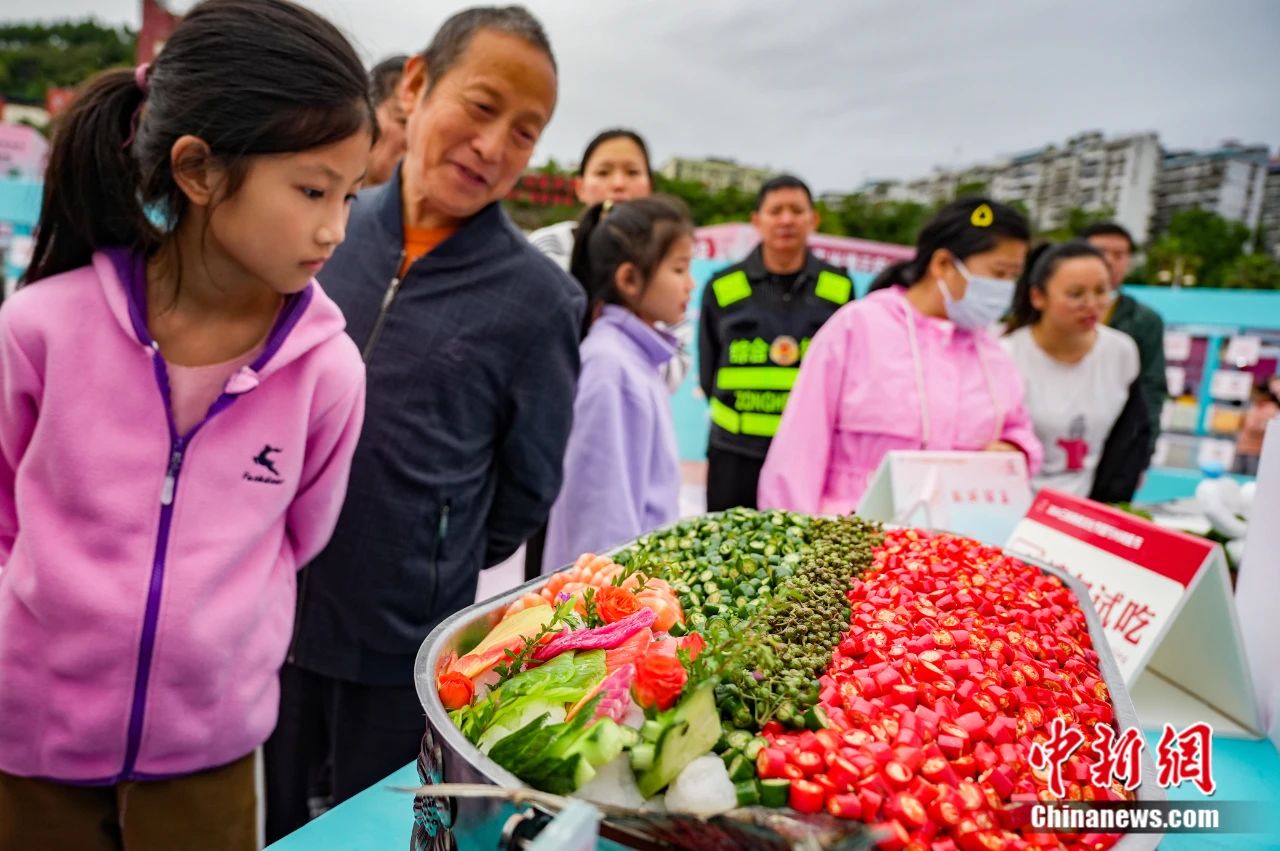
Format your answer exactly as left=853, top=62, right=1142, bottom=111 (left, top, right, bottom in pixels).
left=698, top=248, right=853, bottom=457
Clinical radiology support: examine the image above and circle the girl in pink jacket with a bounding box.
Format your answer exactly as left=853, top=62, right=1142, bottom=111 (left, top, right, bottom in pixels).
left=0, top=1, right=371, bottom=847
left=759, top=199, right=1043, bottom=516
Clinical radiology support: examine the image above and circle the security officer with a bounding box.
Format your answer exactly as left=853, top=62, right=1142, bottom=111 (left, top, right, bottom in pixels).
left=698, top=174, right=853, bottom=510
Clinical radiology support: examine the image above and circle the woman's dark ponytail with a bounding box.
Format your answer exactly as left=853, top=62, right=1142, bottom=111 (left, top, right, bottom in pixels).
left=23, top=0, right=376, bottom=286
left=25, top=68, right=154, bottom=283
left=1007, top=242, right=1055, bottom=332
left=868, top=259, right=916, bottom=292
left=569, top=202, right=611, bottom=337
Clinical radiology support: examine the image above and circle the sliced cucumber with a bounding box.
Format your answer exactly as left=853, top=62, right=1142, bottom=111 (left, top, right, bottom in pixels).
left=760, top=778, right=790, bottom=808
left=629, top=742, right=655, bottom=773
left=735, top=779, right=761, bottom=807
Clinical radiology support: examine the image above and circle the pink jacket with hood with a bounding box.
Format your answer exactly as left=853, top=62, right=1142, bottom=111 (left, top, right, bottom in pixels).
left=759, top=286, right=1043, bottom=515
left=0, top=249, right=365, bottom=782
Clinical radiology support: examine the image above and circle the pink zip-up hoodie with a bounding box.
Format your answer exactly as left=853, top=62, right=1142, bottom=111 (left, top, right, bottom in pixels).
left=0, top=249, right=365, bottom=783
left=759, top=286, right=1042, bottom=516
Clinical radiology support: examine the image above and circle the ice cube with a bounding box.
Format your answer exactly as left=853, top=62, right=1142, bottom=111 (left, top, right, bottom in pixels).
left=663, top=755, right=736, bottom=817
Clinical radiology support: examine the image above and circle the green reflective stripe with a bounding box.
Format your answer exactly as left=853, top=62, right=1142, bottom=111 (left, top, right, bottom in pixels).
left=716, top=367, right=799, bottom=391
left=709, top=397, right=740, bottom=433
left=741, top=413, right=781, bottom=437
left=713, top=271, right=752, bottom=307
left=711, top=398, right=780, bottom=437
left=815, top=270, right=852, bottom=305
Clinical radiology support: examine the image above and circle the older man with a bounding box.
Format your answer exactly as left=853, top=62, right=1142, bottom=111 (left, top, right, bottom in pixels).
left=264, top=6, right=583, bottom=840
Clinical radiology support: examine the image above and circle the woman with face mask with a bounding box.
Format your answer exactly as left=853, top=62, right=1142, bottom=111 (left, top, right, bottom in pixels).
left=758, top=198, right=1043, bottom=515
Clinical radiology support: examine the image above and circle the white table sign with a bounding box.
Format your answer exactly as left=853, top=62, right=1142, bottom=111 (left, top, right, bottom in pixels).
left=858, top=451, right=1032, bottom=546
left=1007, top=489, right=1260, bottom=737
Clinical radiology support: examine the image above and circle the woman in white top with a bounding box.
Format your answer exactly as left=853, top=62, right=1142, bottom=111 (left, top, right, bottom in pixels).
left=529, top=129, right=654, bottom=270
left=1003, top=241, right=1144, bottom=499
left=531, top=129, right=693, bottom=384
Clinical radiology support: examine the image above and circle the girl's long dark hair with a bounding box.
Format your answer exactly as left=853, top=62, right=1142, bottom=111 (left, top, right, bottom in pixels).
left=25, top=0, right=376, bottom=284
left=570, top=195, right=691, bottom=337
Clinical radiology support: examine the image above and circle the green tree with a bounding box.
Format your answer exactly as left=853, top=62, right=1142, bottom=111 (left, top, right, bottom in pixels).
left=1144, top=235, right=1203, bottom=286
left=833, top=195, right=931, bottom=246
left=652, top=174, right=756, bottom=226
left=953, top=180, right=989, bottom=200
left=1005, top=198, right=1031, bottom=220
left=0, top=20, right=136, bottom=101
left=1220, top=253, right=1280, bottom=290
left=534, top=158, right=571, bottom=177
left=814, top=201, right=846, bottom=236
left=1147, top=209, right=1251, bottom=287
left=1041, top=206, right=1115, bottom=243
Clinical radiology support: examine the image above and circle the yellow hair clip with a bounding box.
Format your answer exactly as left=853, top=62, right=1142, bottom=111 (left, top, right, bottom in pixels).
left=970, top=204, right=994, bottom=227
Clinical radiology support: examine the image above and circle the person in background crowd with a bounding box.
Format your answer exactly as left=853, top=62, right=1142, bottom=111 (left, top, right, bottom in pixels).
left=0, top=1, right=371, bottom=847
left=524, top=129, right=687, bottom=578
left=542, top=196, right=695, bottom=571
left=365, top=54, right=409, bottom=187
left=1236, top=383, right=1279, bottom=476
left=528, top=129, right=692, bottom=388
left=759, top=198, right=1042, bottom=514
left=529, top=128, right=653, bottom=270
left=265, top=6, right=584, bottom=841
left=1079, top=221, right=1166, bottom=463
left=699, top=175, right=853, bottom=511
left=1003, top=242, right=1148, bottom=501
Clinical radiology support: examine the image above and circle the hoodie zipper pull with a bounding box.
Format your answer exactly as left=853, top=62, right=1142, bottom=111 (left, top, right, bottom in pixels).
left=161, top=448, right=183, bottom=506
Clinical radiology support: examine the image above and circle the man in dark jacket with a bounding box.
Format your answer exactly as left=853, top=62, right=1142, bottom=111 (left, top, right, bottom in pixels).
left=1081, top=222, right=1166, bottom=460
left=698, top=175, right=854, bottom=510
left=264, top=7, right=583, bottom=840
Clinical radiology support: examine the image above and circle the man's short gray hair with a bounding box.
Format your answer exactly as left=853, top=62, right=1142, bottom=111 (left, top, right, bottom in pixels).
left=421, top=6, right=557, bottom=90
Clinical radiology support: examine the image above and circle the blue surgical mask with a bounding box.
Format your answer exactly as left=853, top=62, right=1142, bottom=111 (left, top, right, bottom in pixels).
left=938, top=258, right=1015, bottom=330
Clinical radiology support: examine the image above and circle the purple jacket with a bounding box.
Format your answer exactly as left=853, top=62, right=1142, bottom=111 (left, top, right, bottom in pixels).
left=543, top=306, right=680, bottom=572
left=0, top=250, right=365, bottom=782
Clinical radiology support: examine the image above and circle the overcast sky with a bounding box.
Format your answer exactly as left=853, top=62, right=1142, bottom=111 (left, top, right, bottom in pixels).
left=12, top=0, right=1280, bottom=192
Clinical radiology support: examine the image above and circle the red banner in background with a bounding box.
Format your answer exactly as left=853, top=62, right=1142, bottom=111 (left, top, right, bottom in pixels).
left=44, top=88, right=76, bottom=117
left=139, top=0, right=180, bottom=65
left=693, top=222, right=913, bottom=274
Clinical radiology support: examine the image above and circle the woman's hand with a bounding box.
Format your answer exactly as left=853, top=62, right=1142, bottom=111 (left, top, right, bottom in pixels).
left=984, top=440, right=1021, bottom=453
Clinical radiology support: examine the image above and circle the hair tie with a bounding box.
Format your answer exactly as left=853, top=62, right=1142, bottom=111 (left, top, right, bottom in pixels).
left=122, top=64, right=151, bottom=150
left=134, top=63, right=151, bottom=95
left=970, top=203, right=994, bottom=228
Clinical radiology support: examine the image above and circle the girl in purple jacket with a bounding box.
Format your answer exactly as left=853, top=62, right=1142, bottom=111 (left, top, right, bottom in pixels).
left=0, top=1, right=371, bottom=847
left=543, top=197, right=695, bottom=572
